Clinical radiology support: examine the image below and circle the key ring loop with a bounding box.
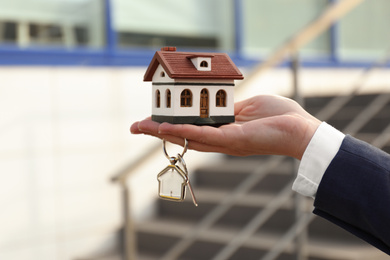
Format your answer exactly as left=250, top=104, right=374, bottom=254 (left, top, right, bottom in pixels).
left=163, top=138, right=188, bottom=161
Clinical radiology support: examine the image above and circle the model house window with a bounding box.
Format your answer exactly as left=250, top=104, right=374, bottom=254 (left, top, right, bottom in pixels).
left=200, top=61, right=208, bottom=67
left=180, top=89, right=192, bottom=107
left=160, top=71, right=165, bottom=77
left=216, top=90, right=227, bottom=107
left=156, top=90, right=161, bottom=108
left=166, top=89, right=171, bottom=108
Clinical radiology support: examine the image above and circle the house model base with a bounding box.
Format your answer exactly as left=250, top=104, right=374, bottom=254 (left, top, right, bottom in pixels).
left=151, top=115, right=235, bottom=126
left=144, top=47, right=244, bottom=126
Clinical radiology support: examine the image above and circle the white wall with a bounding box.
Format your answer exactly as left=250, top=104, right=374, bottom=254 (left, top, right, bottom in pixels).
left=0, top=67, right=156, bottom=260
left=1, top=66, right=389, bottom=260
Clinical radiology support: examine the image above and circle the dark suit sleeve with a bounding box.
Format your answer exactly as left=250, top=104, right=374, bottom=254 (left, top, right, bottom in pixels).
left=313, top=135, right=390, bottom=255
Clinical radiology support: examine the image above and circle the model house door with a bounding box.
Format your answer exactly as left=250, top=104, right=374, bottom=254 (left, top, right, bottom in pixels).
left=200, top=89, right=209, bottom=118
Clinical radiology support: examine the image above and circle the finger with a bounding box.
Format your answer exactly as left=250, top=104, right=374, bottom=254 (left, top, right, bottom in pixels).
left=130, top=121, right=206, bottom=149
left=159, top=122, right=247, bottom=150
left=137, top=119, right=161, bottom=135
left=158, top=123, right=225, bottom=145
left=130, top=117, right=153, bottom=134
left=188, top=140, right=237, bottom=155
left=130, top=121, right=142, bottom=134
left=234, top=98, right=252, bottom=115
left=161, top=133, right=236, bottom=155
left=132, top=120, right=220, bottom=148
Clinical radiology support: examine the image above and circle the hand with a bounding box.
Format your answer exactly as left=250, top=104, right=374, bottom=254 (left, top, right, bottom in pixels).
left=130, top=95, right=321, bottom=160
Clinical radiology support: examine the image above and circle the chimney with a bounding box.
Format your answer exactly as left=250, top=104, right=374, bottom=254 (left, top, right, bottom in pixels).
left=161, top=46, right=177, bottom=51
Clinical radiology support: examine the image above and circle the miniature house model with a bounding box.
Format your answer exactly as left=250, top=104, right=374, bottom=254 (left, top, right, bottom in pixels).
left=144, top=47, right=244, bottom=125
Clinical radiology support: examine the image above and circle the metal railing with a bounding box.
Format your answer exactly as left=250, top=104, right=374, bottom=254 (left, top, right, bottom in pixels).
left=111, top=142, right=161, bottom=260
left=111, top=1, right=369, bottom=259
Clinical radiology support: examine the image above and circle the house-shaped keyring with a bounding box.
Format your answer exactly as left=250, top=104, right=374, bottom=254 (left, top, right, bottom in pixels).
left=144, top=47, right=244, bottom=126
left=157, top=164, right=188, bottom=201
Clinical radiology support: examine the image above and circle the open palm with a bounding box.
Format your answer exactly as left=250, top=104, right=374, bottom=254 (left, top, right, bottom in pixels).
left=131, top=95, right=320, bottom=160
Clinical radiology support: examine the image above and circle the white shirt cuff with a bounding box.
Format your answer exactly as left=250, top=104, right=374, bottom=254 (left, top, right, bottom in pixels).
left=292, top=122, right=345, bottom=198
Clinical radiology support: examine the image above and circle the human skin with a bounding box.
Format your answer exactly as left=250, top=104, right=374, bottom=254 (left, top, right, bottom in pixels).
left=130, top=95, right=321, bottom=160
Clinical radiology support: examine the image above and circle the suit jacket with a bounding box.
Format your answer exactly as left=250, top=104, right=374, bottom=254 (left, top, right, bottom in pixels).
left=314, top=135, right=390, bottom=255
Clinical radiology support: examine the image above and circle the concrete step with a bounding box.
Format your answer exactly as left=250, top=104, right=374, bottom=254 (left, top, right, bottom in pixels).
left=156, top=188, right=366, bottom=244
left=157, top=188, right=295, bottom=222
left=360, top=115, right=390, bottom=133
left=383, top=144, right=390, bottom=154
left=305, top=95, right=334, bottom=113
left=304, top=94, right=377, bottom=116
left=193, top=158, right=294, bottom=191
left=328, top=109, right=390, bottom=134
left=344, top=94, right=382, bottom=106
left=308, top=94, right=390, bottom=133
left=304, top=93, right=390, bottom=132
left=136, top=219, right=388, bottom=260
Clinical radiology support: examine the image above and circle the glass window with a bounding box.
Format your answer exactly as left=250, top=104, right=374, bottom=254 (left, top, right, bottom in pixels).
left=1, top=0, right=389, bottom=66
left=216, top=90, right=226, bottom=107
left=166, top=89, right=171, bottom=108
left=241, top=0, right=330, bottom=58
left=180, top=89, right=192, bottom=107
left=200, top=61, right=208, bottom=68
left=156, top=90, right=161, bottom=108
left=339, top=0, right=390, bottom=60
left=0, top=22, right=17, bottom=43
left=0, top=0, right=104, bottom=48
left=113, top=0, right=234, bottom=51
left=29, top=24, right=63, bottom=45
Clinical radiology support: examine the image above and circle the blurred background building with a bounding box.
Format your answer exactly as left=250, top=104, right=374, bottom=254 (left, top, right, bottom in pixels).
left=0, top=0, right=389, bottom=260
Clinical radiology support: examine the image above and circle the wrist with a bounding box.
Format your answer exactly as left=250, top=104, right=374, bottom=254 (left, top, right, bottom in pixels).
left=293, top=115, right=321, bottom=160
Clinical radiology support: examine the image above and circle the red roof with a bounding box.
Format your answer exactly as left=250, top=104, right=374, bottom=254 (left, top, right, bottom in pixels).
left=143, top=49, right=244, bottom=81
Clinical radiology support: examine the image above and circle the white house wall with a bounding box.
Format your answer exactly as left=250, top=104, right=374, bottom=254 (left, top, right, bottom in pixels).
left=152, top=84, right=235, bottom=117
left=152, top=85, right=174, bottom=116
left=151, top=65, right=235, bottom=117
left=151, top=65, right=174, bottom=83
left=209, top=85, right=235, bottom=116
left=171, top=84, right=234, bottom=117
